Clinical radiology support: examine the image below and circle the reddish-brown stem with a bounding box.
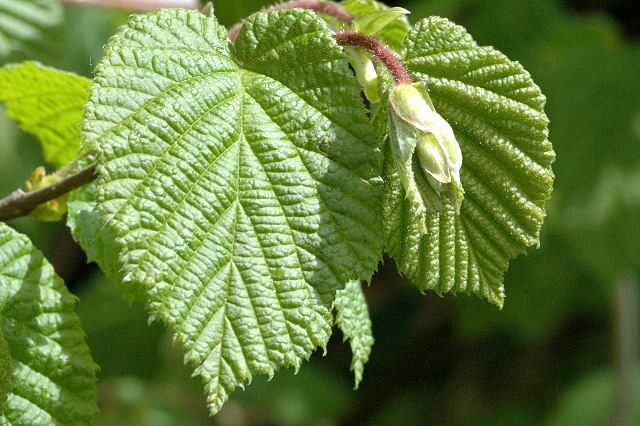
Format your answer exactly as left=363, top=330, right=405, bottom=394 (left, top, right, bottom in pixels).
left=333, top=31, right=412, bottom=85
left=228, top=0, right=354, bottom=41
left=59, top=0, right=199, bottom=11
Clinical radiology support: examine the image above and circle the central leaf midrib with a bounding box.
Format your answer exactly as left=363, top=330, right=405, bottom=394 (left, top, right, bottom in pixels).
left=237, top=85, right=329, bottom=345
left=244, top=98, right=365, bottom=287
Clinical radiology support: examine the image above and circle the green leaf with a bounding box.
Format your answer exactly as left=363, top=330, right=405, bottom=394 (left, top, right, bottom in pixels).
left=384, top=17, right=554, bottom=307
left=0, top=62, right=90, bottom=167
left=341, top=0, right=410, bottom=50
left=334, top=280, right=373, bottom=388
left=0, top=222, right=98, bottom=424
left=0, top=0, right=63, bottom=62
left=352, top=7, right=410, bottom=38
left=83, top=8, right=382, bottom=414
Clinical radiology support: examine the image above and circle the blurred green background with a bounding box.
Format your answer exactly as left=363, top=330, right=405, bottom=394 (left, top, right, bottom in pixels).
left=1, top=0, right=639, bottom=424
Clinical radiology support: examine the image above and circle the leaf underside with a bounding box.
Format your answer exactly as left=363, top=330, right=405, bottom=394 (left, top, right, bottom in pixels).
left=384, top=17, right=555, bottom=307
left=0, top=223, right=97, bottom=425
left=84, top=9, right=382, bottom=414
left=334, top=280, right=373, bottom=388
left=0, top=0, right=62, bottom=62
left=0, top=62, right=90, bottom=167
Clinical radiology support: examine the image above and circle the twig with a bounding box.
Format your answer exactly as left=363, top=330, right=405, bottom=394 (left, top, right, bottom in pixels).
left=59, top=0, right=199, bottom=12
left=0, top=164, right=97, bottom=222
left=55, top=152, right=93, bottom=178
left=228, top=0, right=354, bottom=41
left=333, top=31, right=412, bottom=85
left=612, top=272, right=640, bottom=426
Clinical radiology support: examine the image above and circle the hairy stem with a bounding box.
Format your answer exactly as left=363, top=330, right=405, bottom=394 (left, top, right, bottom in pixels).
left=59, top=0, right=199, bottom=11
left=0, top=164, right=97, bottom=222
left=333, top=31, right=412, bottom=85
left=228, top=0, right=354, bottom=41
left=612, top=272, right=639, bottom=426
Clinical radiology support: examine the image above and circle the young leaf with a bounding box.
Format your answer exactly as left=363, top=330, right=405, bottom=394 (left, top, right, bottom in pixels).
left=334, top=280, right=373, bottom=388
left=352, top=7, right=410, bottom=38
left=384, top=17, right=554, bottom=307
left=0, top=222, right=98, bottom=424
left=0, top=0, right=62, bottom=61
left=0, top=62, right=90, bottom=167
left=341, top=0, right=410, bottom=50
left=83, top=9, right=383, bottom=414
left=343, top=46, right=381, bottom=103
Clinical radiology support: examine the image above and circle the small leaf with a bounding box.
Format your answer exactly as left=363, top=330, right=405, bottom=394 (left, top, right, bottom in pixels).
left=334, top=280, right=373, bottom=389
left=344, top=46, right=380, bottom=103
left=200, top=2, right=215, bottom=17
left=0, top=0, right=63, bottom=62
left=84, top=9, right=382, bottom=414
left=352, top=7, right=410, bottom=37
left=341, top=0, right=410, bottom=50
left=0, top=222, right=98, bottom=424
left=384, top=17, right=555, bottom=307
left=0, top=62, right=90, bottom=167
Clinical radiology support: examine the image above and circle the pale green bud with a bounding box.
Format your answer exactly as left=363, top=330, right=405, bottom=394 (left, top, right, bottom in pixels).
left=200, top=2, right=215, bottom=17
left=23, top=166, right=68, bottom=222
left=343, top=7, right=410, bottom=104
left=344, top=47, right=380, bottom=103
left=388, top=82, right=464, bottom=220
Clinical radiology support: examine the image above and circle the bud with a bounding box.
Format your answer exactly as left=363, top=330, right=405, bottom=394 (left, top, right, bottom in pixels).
left=388, top=82, right=464, bottom=219
left=344, top=47, right=380, bottom=103
left=342, top=7, right=410, bottom=104
left=23, top=166, right=68, bottom=222
left=200, top=2, right=215, bottom=17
